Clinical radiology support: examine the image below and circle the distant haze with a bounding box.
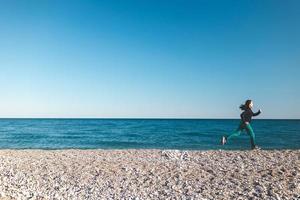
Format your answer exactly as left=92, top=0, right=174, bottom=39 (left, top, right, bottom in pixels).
left=0, top=0, right=299, bottom=119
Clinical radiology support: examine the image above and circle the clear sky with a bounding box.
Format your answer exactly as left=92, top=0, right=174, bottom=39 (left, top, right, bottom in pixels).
left=0, top=0, right=299, bottom=118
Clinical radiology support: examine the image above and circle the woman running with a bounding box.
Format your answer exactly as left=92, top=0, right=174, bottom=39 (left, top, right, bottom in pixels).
left=221, top=100, right=261, bottom=149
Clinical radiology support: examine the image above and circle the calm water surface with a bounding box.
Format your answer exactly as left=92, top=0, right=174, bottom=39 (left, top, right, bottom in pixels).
left=0, top=119, right=299, bottom=150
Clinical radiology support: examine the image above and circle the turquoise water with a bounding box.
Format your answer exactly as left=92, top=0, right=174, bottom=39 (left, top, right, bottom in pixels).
left=0, top=119, right=299, bottom=150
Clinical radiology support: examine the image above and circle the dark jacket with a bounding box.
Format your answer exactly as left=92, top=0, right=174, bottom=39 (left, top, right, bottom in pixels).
left=240, top=109, right=261, bottom=124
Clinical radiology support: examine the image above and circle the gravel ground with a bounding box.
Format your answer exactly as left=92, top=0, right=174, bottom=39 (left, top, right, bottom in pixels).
left=0, top=149, right=299, bottom=200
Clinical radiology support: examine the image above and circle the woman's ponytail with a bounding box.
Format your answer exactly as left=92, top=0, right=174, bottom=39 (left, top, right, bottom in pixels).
left=240, top=104, right=247, bottom=110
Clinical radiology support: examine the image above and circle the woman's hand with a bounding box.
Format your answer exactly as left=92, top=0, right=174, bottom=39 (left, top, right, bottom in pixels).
left=245, top=122, right=249, bottom=125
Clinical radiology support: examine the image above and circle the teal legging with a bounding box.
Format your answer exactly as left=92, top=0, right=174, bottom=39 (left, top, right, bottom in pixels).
left=226, top=122, right=256, bottom=148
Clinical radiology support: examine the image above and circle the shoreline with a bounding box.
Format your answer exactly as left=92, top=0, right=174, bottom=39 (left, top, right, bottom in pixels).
left=0, top=149, right=299, bottom=199
left=0, top=147, right=299, bottom=151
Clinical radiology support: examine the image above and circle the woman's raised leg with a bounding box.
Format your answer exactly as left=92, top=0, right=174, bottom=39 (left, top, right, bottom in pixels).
left=222, top=122, right=244, bottom=145
left=226, top=127, right=242, bottom=141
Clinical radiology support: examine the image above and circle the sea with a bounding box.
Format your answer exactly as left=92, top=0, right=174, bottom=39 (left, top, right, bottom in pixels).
left=0, top=119, right=299, bottom=150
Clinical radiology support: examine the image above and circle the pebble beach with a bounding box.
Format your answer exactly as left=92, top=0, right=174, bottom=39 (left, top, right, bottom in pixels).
left=0, top=149, right=299, bottom=200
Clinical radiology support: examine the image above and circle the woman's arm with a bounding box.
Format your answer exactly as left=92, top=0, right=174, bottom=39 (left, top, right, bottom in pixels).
left=253, top=109, right=261, bottom=117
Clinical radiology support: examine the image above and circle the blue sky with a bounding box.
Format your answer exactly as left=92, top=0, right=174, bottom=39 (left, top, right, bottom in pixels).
left=0, top=0, right=299, bottom=118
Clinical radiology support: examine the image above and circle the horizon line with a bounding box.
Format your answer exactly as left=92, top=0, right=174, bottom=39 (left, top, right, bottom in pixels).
left=0, top=117, right=299, bottom=120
